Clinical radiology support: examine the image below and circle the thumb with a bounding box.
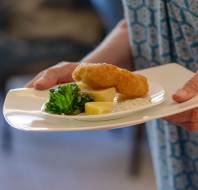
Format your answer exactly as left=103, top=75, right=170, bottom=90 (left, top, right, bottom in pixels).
left=34, top=71, right=58, bottom=90
left=173, top=73, right=198, bottom=103
left=33, top=63, right=77, bottom=90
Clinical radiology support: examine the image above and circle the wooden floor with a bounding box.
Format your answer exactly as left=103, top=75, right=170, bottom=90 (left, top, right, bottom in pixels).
left=0, top=126, right=156, bottom=190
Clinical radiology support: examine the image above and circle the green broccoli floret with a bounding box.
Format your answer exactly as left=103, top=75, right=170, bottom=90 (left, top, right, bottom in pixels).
left=44, top=83, right=93, bottom=115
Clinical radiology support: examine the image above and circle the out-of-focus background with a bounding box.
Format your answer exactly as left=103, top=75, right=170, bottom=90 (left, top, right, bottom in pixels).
left=0, top=1, right=156, bottom=190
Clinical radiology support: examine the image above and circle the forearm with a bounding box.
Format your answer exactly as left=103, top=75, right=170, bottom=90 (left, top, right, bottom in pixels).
left=81, top=20, right=133, bottom=70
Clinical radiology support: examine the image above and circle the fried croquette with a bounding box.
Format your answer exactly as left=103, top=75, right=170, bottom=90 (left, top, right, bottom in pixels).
left=72, top=63, right=149, bottom=98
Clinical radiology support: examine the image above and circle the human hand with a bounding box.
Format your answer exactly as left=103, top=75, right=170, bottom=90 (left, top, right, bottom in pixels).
left=166, top=73, right=198, bottom=132
left=26, top=62, right=79, bottom=90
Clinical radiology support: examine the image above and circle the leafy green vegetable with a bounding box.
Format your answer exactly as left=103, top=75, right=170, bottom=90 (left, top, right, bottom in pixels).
left=44, top=83, right=93, bottom=115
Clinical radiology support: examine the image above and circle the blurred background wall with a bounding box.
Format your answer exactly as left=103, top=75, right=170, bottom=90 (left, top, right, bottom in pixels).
left=0, top=1, right=156, bottom=190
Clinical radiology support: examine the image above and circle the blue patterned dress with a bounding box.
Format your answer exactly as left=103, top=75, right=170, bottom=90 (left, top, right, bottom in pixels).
left=123, top=0, right=198, bottom=189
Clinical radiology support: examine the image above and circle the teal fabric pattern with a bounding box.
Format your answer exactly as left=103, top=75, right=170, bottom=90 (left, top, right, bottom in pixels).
left=123, top=0, right=198, bottom=189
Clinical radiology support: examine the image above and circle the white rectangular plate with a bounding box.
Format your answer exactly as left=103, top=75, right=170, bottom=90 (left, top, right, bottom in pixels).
left=3, top=63, right=198, bottom=131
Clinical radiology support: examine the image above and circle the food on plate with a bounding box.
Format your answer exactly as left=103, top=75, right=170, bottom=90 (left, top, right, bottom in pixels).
left=72, top=63, right=149, bottom=98
left=44, top=63, right=150, bottom=116
left=85, top=87, right=116, bottom=102
left=113, top=98, right=151, bottom=112
left=85, top=102, right=114, bottom=115
left=76, top=81, right=91, bottom=91
left=77, top=82, right=116, bottom=102
left=44, top=83, right=93, bottom=115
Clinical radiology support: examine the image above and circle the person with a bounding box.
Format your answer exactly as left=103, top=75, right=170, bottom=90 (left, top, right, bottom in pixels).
left=27, top=1, right=198, bottom=189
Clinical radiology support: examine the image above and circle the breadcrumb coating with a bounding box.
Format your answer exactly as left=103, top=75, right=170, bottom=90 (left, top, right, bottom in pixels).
left=72, top=63, right=149, bottom=98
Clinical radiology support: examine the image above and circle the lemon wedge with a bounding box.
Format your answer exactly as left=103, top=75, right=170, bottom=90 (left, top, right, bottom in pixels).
left=85, top=102, right=114, bottom=115
left=87, top=87, right=116, bottom=102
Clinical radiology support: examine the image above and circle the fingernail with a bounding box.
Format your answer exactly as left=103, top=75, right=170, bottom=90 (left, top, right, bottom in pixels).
left=175, top=89, right=188, bottom=97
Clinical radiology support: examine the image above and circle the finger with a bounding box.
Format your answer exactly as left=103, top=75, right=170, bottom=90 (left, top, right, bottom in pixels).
left=165, top=108, right=198, bottom=132
left=33, top=64, right=75, bottom=90
left=173, top=73, right=198, bottom=103
left=27, top=62, right=77, bottom=90
left=56, top=63, right=75, bottom=84
left=165, top=110, right=191, bottom=124
left=33, top=69, right=58, bottom=90
left=25, top=80, right=35, bottom=88
left=25, top=71, right=44, bottom=88
left=190, top=108, right=198, bottom=122
left=165, top=107, right=198, bottom=123
left=180, top=121, right=198, bottom=132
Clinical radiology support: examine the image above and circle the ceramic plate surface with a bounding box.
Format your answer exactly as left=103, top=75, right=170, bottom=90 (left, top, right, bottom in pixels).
left=38, top=81, right=165, bottom=121
left=3, top=64, right=198, bottom=131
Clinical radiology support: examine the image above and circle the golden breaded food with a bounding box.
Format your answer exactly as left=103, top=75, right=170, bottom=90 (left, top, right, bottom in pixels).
left=73, top=63, right=118, bottom=89
left=72, top=63, right=149, bottom=98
